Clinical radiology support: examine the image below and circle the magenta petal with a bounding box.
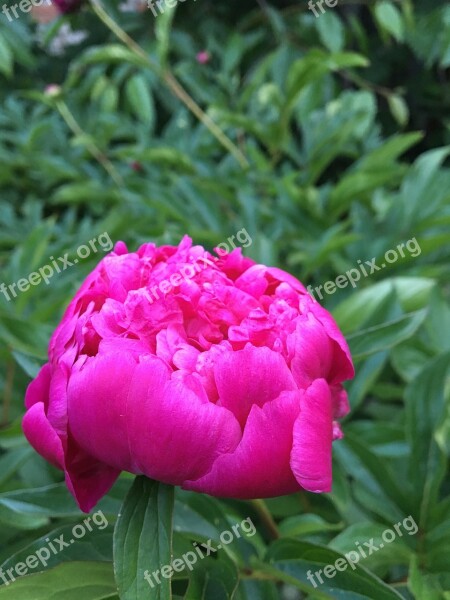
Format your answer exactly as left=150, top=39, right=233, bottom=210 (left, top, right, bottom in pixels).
left=214, top=344, right=297, bottom=426
left=64, top=442, right=120, bottom=513
left=126, top=357, right=242, bottom=483
left=68, top=352, right=242, bottom=485
left=22, top=401, right=119, bottom=513
left=306, top=299, right=355, bottom=382
left=291, top=379, right=333, bottom=493
left=22, top=403, right=64, bottom=470
left=265, top=266, right=308, bottom=294
left=331, top=384, right=351, bottom=418
left=288, top=315, right=334, bottom=389
left=184, top=390, right=302, bottom=498
left=68, top=353, right=139, bottom=472
left=25, top=363, right=51, bottom=409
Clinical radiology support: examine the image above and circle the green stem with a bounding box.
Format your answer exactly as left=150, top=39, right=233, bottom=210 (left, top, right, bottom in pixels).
left=55, top=99, right=124, bottom=187
left=90, top=0, right=249, bottom=169
left=240, top=569, right=279, bottom=581
left=251, top=499, right=280, bottom=540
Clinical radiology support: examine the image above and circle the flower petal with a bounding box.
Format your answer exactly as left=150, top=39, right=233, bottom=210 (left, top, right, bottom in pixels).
left=290, top=379, right=333, bottom=493
left=22, top=402, right=64, bottom=469
left=214, top=344, right=297, bottom=427
left=184, top=390, right=302, bottom=498
left=64, top=442, right=120, bottom=513
left=22, top=399, right=119, bottom=513
left=68, top=352, right=242, bottom=485
left=25, top=363, right=51, bottom=409
left=126, top=357, right=242, bottom=483
left=305, top=298, right=354, bottom=382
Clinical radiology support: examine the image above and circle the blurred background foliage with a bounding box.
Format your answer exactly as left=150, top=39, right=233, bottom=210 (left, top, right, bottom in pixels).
left=0, top=0, right=449, bottom=598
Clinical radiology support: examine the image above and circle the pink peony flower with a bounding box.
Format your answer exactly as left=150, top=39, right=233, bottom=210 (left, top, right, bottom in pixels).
left=44, top=84, right=62, bottom=98
left=52, top=0, right=85, bottom=14
left=196, top=50, right=210, bottom=65
left=23, top=237, right=354, bottom=512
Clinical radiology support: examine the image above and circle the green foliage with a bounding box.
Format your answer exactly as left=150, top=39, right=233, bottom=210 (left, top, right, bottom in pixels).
left=0, top=0, right=449, bottom=599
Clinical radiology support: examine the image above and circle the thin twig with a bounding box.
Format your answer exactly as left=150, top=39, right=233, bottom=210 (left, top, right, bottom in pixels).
left=90, top=0, right=249, bottom=169
left=251, top=499, right=280, bottom=540
left=55, top=99, right=124, bottom=187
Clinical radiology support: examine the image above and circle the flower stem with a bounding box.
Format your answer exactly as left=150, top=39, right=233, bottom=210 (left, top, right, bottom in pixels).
left=55, top=99, right=124, bottom=187
left=251, top=499, right=280, bottom=540
left=90, top=0, right=249, bottom=169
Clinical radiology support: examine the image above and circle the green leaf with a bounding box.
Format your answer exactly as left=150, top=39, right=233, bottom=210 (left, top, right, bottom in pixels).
left=425, top=288, right=450, bottom=353
left=408, top=554, right=443, bottom=600
left=400, top=146, right=450, bottom=225
left=405, top=352, right=450, bottom=517
left=259, top=539, right=403, bottom=599
left=286, top=53, right=330, bottom=105
left=0, top=483, right=123, bottom=528
left=99, top=84, right=119, bottom=113
left=0, top=562, right=115, bottom=599
left=125, top=75, right=155, bottom=127
left=113, top=147, right=194, bottom=174
left=333, top=278, right=434, bottom=334
left=0, top=311, right=52, bottom=360
left=0, top=33, right=13, bottom=78
left=387, top=94, right=409, bottom=126
left=173, top=501, right=219, bottom=543
left=11, top=351, right=42, bottom=379
left=347, top=310, right=427, bottom=360
left=278, top=515, right=343, bottom=538
left=358, top=132, right=422, bottom=169
left=374, top=1, right=405, bottom=42
left=347, top=351, right=388, bottom=411
left=326, top=51, right=369, bottom=69
left=78, top=45, right=150, bottom=69
left=184, top=555, right=239, bottom=600
left=113, top=476, right=174, bottom=600
left=155, top=4, right=177, bottom=67
left=52, top=182, right=119, bottom=206
left=316, top=12, right=345, bottom=53
left=329, top=522, right=413, bottom=569
left=0, top=522, right=113, bottom=575
left=335, top=433, right=410, bottom=522
left=0, top=447, right=33, bottom=487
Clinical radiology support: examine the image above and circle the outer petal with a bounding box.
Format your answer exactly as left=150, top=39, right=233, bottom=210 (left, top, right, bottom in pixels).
left=214, top=344, right=297, bottom=427
left=287, top=307, right=354, bottom=389
left=63, top=441, right=120, bottom=514
left=23, top=398, right=120, bottom=514
left=290, top=379, right=333, bottom=493
left=22, top=403, right=64, bottom=469
left=330, top=384, right=351, bottom=419
left=68, top=353, right=137, bottom=472
left=25, top=363, right=51, bottom=409
left=287, top=315, right=334, bottom=389
left=68, top=352, right=242, bottom=485
left=127, top=358, right=242, bottom=483
left=304, top=297, right=354, bottom=382
left=184, top=390, right=303, bottom=498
